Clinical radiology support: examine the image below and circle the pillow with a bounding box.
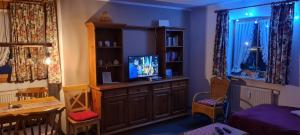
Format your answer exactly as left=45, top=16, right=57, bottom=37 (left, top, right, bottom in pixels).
left=291, top=110, right=300, bottom=117
left=69, top=110, right=98, bottom=121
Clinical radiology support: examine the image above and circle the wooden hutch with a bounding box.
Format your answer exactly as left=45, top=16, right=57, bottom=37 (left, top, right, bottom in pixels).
left=86, top=21, right=188, bottom=135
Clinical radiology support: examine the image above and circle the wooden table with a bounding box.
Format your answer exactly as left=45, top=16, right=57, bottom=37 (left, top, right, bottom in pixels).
left=183, top=123, right=248, bottom=135
left=0, top=96, right=64, bottom=117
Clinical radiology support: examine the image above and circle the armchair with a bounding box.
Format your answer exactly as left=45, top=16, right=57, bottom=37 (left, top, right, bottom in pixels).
left=192, top=77, right=230, bottom=122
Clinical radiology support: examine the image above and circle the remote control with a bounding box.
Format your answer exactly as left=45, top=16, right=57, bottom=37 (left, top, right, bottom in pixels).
left=215, top=127, right=224, bottom=135
left=223, top=127, right=232, bottom=134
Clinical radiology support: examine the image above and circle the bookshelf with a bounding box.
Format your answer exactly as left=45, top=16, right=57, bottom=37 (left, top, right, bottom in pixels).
left=86, top=22, right=126, bottom=85
left=156, top=27, right=185, bottom=78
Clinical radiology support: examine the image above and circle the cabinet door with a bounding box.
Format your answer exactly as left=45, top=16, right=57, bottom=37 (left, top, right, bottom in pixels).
left=171, top=86, right=187, bottom=114
left=152, top=88, right=171, bottom=119
left=128, top=92, right=151, bottom=125
left=102, top=96, right=127, bottom=132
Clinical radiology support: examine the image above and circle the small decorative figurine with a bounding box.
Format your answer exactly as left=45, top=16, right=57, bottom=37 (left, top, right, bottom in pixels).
left=99, top=11, right=113, bottom=23
left=113, top=59, right=119, bottom=65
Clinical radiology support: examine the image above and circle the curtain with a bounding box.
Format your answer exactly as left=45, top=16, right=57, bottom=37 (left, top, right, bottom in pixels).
left=45, top=0, right=62, bottom=83
left=266, top=2, right=294, bottom=85
left=213, top=11, right=229, bottom=77
left=9, top=2, right=48, bottom=82
left=231, top=21, right=255, bottom=73
left=0, top=11, right=10, bottom=67
left=8, top=0, right=61, bottom=83
left=259, top=19, right=270, bottom=64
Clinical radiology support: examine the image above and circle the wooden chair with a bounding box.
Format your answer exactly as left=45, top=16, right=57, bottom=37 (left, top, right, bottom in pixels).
left=0, top=115, right=19, bottom=135
left=192, top=77, right=230, bottom=122
left=17, top=107, right=65, bottom=135
left=16, top=87, right=49, bottom=101
left=0, top=107, right=64, bottom=135
left=63, top=85, right=100, bottom=135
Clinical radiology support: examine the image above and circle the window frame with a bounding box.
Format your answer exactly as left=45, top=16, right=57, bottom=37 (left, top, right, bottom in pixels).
left=230, top=16, right=270, bottom=80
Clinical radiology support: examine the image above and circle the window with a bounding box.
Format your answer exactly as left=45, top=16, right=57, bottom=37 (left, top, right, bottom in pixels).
left=229, top=17, right=270, bottom=80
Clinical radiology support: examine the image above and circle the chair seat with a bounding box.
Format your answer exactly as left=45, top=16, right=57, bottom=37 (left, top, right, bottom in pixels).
left=196, top=99, right=223, bottom=106
left=69, top=110, right=98, bottom=121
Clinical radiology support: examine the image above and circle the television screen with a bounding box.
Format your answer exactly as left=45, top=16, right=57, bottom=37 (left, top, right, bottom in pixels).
left=128, top=55, right=159, bottom=79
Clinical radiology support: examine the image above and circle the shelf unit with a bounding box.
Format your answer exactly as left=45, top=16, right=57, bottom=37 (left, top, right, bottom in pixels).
left=156, top=27, right=184, bottom=78
left=86, top=22, right=126, bottom=85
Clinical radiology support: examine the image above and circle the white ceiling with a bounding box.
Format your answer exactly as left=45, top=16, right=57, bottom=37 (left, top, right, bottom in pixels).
left=101, top=0, right=244, bottom=9
left=154, top=0, right=240, bottom=6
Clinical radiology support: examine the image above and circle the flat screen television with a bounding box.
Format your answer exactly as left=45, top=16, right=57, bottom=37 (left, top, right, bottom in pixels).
left=128, top=55, right=159, bottom=79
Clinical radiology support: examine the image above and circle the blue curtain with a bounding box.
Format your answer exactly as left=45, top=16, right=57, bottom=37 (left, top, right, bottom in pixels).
left=259, top=19, right=270, bottom=65
left=231, top=21, right=255, bottom=73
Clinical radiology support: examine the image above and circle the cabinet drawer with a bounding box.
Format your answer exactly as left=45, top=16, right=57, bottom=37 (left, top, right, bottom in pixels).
left=103, top=89, right=127, bottom=98
left=129, top=86, right=149, bottom=94
left=172, top=81, right=187, bottom=87
left=153, top=83, right=171, bottom=90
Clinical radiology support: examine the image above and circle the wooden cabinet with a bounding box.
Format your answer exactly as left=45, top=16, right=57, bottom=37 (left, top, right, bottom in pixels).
left=128, top=86, right=151, bottom=125
left=102, top=95, right=127, bottom=132
left=156, top=27, right=185, bottom=78
left=152, top=83, right=171, bottom=120
left=91, top=78, right=188, bottom=135
left=171, top=86, right=187, bottom=114
left=86, top=22, right=126, bottom=86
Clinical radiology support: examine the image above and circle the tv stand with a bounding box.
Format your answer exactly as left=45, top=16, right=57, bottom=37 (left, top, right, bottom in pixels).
left=147, top=76, right=162, bottom=81
left=91, top=77, right=188, bottom=135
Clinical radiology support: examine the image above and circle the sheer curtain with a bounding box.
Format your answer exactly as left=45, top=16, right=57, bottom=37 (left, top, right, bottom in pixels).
left=0, top=10, right=10, bottom=67
left=259, top=19, right=270, bottom=64
left=231, top=21, right=255, bottom=73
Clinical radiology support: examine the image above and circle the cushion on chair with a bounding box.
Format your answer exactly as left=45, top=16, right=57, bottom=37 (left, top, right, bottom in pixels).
left=196, top=99, right=223, bottom=106
left=69, top=110, right=98, bottom=121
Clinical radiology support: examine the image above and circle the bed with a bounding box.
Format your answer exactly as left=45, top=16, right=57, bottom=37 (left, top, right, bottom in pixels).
left=229, top=104, right=300, bottom=135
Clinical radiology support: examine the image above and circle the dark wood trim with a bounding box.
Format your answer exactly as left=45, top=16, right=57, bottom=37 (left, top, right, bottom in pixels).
left=91, top=77, right=189, bottom=91
left=125, top=25, right=154, bottom=30
left=0, top=42, right=52, bottom=47
left=88, top=22, right=126, bottom=29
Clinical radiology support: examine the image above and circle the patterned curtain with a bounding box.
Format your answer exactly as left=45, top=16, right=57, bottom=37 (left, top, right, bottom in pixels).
left=9, top=2, right=48, bottom=82
left=8, top=0, right=61, bottom=83
left=213, top=11, right=229, bottom=77
left=266, top=2, right=294, bottom=85
left=0, top=11, right=10, bottom=67
left=45, top=0, right=62, bottom=83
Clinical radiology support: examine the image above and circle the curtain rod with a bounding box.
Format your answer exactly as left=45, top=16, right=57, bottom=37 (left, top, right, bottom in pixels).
left=215, top=0, right=299, bottom=13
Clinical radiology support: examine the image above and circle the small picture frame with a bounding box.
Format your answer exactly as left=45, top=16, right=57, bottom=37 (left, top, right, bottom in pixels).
left=166, top=69, right=172, bottom=79
left=105, top=41, right=110, bottom=47
left=102, top=72, right=112, bottom=84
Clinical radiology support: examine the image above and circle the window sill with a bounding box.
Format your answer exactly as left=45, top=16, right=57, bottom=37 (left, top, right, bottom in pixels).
left=230, top=75, right=265, bottom=82
left=229, top=75, right=284, bottom=91
left=0, top=74, right=8, bottom=83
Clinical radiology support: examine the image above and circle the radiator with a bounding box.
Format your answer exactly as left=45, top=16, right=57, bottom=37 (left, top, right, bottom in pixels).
left=230, top=84, right=277, bottom=112
left=0, top=90, right=18, bottom=103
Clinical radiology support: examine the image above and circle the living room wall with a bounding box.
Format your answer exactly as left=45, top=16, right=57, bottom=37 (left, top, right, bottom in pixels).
left=189, top=0, right=300, bottom=108
left=58, top=0, right=190, bottom=87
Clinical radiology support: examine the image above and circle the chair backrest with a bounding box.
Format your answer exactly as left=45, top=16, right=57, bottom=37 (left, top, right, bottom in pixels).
left=210, top=77, right=230, bottom=99
left=16, top=87, right=49, bottom=101
left=18, top=107, right=65, bottom=135
left=0, top=107, right=64, bottom=135
left=63, top=85, right=89, bottom=114
left=0, top=115, right=19, bottom=135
